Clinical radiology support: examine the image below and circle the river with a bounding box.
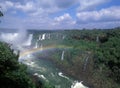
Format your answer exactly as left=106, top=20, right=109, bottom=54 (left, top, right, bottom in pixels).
left=19, top=48, right=89, bottom=88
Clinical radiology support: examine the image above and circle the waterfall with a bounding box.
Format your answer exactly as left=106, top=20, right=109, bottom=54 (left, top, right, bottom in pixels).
left=41, top=33, right=46, bottom=40
left=48, top=34, right=50, bottom=39
left=23, top=34, right=33, bottom=46
left=62, top=35, right=65, bottom=39
left=34, top=41, right=38, bottom=48
left=39, top=34, right=46, bottom=40
left=96, top=36, right=99, bottom=42
left=61, top=51, right=65, bottom=60
left=39, top=35, right=41, bottom=40
left=83, top=56, right=89, bottom=71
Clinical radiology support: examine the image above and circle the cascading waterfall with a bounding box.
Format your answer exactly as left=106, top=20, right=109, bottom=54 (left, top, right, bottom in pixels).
left=83, top=56, right=89, bottom=71
left=41, top=33, right=46, bottom=40
left=61, top=50, right=65, bottom=60
left=19, top=33, right=89, bottom=88
left=23, top=34, right=33, bottom=46
left=39, top=35, right=41, bottom=40
left=34, top=41, right=38, bottom=48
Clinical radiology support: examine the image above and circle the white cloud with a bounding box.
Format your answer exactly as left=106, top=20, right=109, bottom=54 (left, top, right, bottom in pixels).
left=77, top=0, right=110, bottom=11
left=54, top=13, right=72, bottom=22
left=76, top=6, right=120, bottom=23
left=5, top=1, right=14, bottom=7
left=15, top=1, right=35, bottom=12
left=0, top=0, right=120, bottom=29
left=0, top=1, right=14, bottom=11
left=53, top=13, right=76, bottom=28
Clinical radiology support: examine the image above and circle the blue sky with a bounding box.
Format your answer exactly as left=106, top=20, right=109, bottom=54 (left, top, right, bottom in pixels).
left=0, top=0, right=120, bottom=29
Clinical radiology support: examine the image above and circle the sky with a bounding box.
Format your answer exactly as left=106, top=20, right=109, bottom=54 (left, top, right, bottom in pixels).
left=0, top=0, right=120, bottom=29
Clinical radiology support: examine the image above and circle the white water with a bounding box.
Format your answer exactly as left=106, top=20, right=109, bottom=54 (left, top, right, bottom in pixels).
left=19, top=50, right=89, bottom=88
left=41, top=33, right=46, bottom=40
left=71, top=81, right=89, bottom=88
left=39, top=35, right=41, bottom=40
left=0, top=33, right=18, bottom=43
left=0, top=32, right=26, bottom=46
left=34, top=73, right=47, bottom=80
left=58, top=72, right=69, bottom=80
left=26, top=61, right=35, bottom=66
left=38, top=34, right=46, bottom=40
left=58, top=72, right=89, bottom=88
left=17, top=33, right=89, bottom=88
left=0, top=32, right=27, bottom=51
left=23, top=34, right=33, bottom=46
left=61, top=51, right=65, bottom=60
left=34, top=41, right=38, bottom=48
left=62, top=35, right=65, bottom=39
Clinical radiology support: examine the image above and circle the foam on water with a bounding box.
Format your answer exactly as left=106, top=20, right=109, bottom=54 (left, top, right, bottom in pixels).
left=34, top=73, right=47, bottom=80
left=58, top=72, right=69, bottom=80
left=71, top=81, right=88, bottom=88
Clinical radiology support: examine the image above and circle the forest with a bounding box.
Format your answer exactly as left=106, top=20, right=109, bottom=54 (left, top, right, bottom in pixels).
left=0, top=27, right=120, bottom=88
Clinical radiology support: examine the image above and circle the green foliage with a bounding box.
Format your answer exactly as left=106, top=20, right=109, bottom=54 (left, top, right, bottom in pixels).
left=0, top=9, right=3, bottom=23
left=0, top=42, right=35, bottom=88
left=0, top=11, right=3, bottom=17
left=32, top=28, right=120, bottom=88
left=94, top=28, right=120, bottom=84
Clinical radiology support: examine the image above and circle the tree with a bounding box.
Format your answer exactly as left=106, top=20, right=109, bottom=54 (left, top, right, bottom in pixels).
left=0, top=6, right=3, bottom=17
left=0, top=11, right=3, bottom=17
left=0, top=42, right=36, bottom=88
left=0, top=7, right=3, bottom=23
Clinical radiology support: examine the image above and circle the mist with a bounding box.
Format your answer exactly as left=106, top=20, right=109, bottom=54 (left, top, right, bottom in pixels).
left=0, top=29, right=28, bottom=50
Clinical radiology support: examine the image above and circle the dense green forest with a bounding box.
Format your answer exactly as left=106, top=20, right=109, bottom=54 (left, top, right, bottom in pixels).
left=0, top=28, right=120, bottom=88
left=0, top=42, right=35, bottom=88
left=32, top=28, right=120, bottom=88
left=0, top=42, right=55, bottom=88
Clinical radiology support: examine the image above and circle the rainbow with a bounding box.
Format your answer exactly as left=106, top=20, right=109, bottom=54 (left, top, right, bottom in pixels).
left=20, top=45, right=73, bottom=57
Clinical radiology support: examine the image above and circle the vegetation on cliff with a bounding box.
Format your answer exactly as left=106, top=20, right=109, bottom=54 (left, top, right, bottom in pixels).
left=34, top=28, right=120, bottom=88
left=0, top=42, right=36, bottom=88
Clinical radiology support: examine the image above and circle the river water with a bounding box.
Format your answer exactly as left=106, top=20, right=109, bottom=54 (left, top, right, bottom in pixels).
left=19, top=50, right=89, bottom=88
